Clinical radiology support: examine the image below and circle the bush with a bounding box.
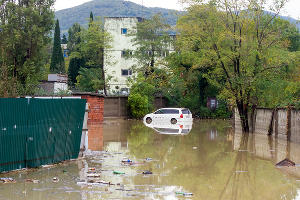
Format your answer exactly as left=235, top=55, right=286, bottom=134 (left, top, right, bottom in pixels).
left=75, top=67, right=104, bottom=92
left=128, top=93, right=149, bottom=119
left=191, top=101, right=232, bottom=119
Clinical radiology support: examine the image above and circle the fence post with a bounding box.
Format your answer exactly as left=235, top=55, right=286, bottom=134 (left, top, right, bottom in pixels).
left=287, top=107, right=292, bottom=141
left=118, top=97, right=121, bottom=117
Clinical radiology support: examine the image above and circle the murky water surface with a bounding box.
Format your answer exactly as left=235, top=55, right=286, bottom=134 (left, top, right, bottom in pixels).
left=1, top=119, right=300, bottom=200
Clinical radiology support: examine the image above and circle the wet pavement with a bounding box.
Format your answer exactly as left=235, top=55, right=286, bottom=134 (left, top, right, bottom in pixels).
left=1, top=119, right=300, bottom=200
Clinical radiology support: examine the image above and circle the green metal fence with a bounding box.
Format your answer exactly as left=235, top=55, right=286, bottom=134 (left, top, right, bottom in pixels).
left=0, top=98, right=86, bottom=172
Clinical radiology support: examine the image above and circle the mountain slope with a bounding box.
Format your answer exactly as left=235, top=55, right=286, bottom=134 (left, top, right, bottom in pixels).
left=55, top=0, right=299, bottom=34
left=55, top=0, right=183, bottom=33
left=280, top=15, right=300, bottom=31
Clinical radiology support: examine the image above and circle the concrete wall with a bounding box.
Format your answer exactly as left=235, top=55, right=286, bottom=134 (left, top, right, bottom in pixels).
left=104, top=96, right=168, bottom=118
left=235, top=108, right=300, bottom=142
left=291, top=110, right=300, bottom=142
left=254, top=109, right=273, bottom=135
left=104, top=96, right=128, bottom=118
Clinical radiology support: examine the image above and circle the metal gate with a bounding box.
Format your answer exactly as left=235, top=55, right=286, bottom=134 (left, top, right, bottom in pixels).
left=0, top=98, right=86, bottom=172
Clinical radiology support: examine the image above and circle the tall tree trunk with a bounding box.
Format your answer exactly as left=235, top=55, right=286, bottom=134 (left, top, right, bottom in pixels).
left=250, top=105, right=257, bottom=133
left=236, top=100, right=250, bottom=133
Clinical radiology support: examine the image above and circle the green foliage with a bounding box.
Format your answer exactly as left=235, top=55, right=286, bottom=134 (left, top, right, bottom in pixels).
left=76, top=67, right=104, bottom=92
left=67, top=23, right=82, bottom=53
left=74, top=19, right=111, bottom=68
left=89, top=11, right=94, bottom=25
left=50, top=19, right=65, bottom=73
left=128, top=74, right=156, bottom=117
left=176, top=0, right=299, bottom=131
left=69, top=17, right=112, bottom=92
left=62, top=34, right=68, bottom=44
left=0, top=0, right=54, bottom=97
left=68, top=57, right=85, bottom=86
left=128, top=93, right=149, bottom=119
left=129, top=14, right=172, bottom=71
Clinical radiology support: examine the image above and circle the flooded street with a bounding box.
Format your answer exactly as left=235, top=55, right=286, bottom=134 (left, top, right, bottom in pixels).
left=1, top=119, right=300, bottom=200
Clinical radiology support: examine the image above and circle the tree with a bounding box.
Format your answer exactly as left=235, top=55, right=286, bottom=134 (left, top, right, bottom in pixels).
left=130, top=14, right=172, bottom=75
left=76, top=67, right=104, bottom=92
left=127, top=14, right=174, bottom=117
left=177, top=0, right=297, bottom=132
left=68, top=57, right=85, bottom=86
left=67, top=23, right=82, bottom=54
left=50, top=19, right=65, bottom=73
left=70, top=17, right=112, bottom=93
left=89, top=11, right=94, bottom=26
left=67, top=23, right=84, bottom=86
left=0, top=0, right=54, bottom=97
left=61, top=34, right=68, bottom=44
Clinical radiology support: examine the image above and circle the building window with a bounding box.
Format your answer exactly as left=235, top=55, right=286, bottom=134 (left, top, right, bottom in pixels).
left=121, top=69, right=132, bottom=76
left=121, top=50, right=133, bottom=58
left=121, top=88, right=129, bottom=95
left=121, top=28, right=127, bottom=34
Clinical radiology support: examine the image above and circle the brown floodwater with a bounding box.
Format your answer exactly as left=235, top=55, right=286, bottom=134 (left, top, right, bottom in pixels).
left=1, top=119, right=300, bottom=200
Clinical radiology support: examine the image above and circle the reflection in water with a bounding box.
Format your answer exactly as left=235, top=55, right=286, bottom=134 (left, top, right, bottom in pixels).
left=1, top=120, right=300, bottom=200
left=87, top=122, right=103, bottom=151
left=143, top=119, right=193, bottom=135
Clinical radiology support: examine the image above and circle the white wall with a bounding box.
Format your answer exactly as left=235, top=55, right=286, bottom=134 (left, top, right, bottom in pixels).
left=104, top=17, right=139, bottom=95
left=54, top=82, right=68, bottom=94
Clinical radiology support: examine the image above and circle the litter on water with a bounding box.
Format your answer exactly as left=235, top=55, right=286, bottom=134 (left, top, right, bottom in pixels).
left=113, top=171, right=125, bottom=175
left=0, top=178, right=16, bottom=183
left=176, top=192, right=193, bottom=196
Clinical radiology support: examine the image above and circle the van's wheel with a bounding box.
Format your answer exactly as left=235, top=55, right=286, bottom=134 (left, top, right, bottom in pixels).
left=146, top=117, right=152, bottom=124
left=171, top=118, right=177, bottom=124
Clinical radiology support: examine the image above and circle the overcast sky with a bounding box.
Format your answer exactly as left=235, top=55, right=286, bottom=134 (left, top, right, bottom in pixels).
left=54, top=0, right=300, bottom=19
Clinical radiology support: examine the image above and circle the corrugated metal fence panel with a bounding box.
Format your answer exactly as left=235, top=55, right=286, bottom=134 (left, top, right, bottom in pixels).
left=0, top=98, right=86, bottom=172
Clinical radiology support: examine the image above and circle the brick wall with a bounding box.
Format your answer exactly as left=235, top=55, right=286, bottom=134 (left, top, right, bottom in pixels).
left=73, top=93, right=104, bottom=151
left=80, top=94, right=104, bottom=123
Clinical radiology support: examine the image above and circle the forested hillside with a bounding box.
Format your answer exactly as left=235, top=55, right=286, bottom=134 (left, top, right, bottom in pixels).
left=55, top=0, right=183, bottom=33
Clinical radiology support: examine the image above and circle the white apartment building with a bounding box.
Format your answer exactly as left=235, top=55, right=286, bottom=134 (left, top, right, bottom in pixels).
left=104, top=17, right=142, bottom=95
left=104, top=17, right=174, bottom=95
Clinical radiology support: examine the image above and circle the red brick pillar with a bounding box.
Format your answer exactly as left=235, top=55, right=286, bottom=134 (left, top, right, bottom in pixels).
left=78, top=94, right=104, bottom=151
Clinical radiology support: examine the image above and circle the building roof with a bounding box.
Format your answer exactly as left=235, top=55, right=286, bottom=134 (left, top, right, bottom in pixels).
left=104, top=16, right=144, bottom=22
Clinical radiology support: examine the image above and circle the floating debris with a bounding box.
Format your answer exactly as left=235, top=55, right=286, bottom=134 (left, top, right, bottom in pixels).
left=276, top=158, right=295, bottom=167
left=52, top=177, right=59, bottom=183
left=235, top=171, right=248, bottom=173
left=193, top=147, right=198, bottom=150
left=77, top=180, right=116, bottom=186
left=89, top=167, right=96, bottom=171
left=122, top=159, right=133, bottom=163
left=113, top=171, right=125, bottom=175
left=0, top=178, right=16, bottom=183
left=87, top=173, right=101, bottom=178
left=238, top=150, right=248, bottom=152
left=145, top=158, right=152, bottom=161
left=176, top=192, right=193, bottom=196
left=142, top=170, right=153, bottom=175
left=76, top=180, right=86, bottom=185
left=25, top=179, right=40, bottom=183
